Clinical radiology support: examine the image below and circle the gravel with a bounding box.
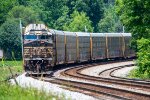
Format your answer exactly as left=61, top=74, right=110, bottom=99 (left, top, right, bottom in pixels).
left=81, top=61, right=134, bottom=77
left=112, top=66, right=136, bottom=77
left=10, top=73, right=97, bottom=100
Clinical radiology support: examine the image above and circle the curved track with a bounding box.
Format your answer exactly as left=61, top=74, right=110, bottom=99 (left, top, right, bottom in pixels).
left=62, top=64, right=150, bottom=92
left=29, top=60, right=150, bottom=100
left=109, top=66, right=150, bottom=82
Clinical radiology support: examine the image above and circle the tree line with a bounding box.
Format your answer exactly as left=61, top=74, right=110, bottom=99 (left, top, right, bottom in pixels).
left=0, top=0, right=120, bottom=32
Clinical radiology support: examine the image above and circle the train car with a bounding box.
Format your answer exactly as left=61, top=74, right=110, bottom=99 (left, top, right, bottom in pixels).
left=65, top=31, right=77, bottom=63
left=122, top=33, right=135, bottom=58
left=90, top=33, right=106, bottom=60
left=105, top=33, right=124, bottom=58
left=53, top=30, right=65, bottom=65
left=23, top=24, right=135, bottom=73
left=76, top=32, right=91, bottom=62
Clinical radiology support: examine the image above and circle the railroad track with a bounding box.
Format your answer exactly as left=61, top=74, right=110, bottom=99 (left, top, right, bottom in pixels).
left=109, top=66, right=150, bottom=82
left=62, top=64, right=150, bottom=91
left=29, top=60, right=150, bottom=100
left=31, top=75, right=150, bottom=100
left=45, top=78, right=131, bottom=100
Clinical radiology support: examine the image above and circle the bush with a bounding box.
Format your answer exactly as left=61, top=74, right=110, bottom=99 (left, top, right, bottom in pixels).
left=131, top=38, right=150, bottom=79
left=0, top=19, right=22, bottom=59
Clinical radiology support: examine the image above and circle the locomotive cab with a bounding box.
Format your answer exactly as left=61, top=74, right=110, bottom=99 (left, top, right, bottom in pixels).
left=23, top=24, right=53, bottom=73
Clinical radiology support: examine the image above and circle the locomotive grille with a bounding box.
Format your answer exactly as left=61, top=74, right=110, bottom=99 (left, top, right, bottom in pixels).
left=24, top=47, right=53, bottom=58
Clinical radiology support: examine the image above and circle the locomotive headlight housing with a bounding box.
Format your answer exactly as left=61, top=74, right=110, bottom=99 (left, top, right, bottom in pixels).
left=41, top=41, right=44, bottom=44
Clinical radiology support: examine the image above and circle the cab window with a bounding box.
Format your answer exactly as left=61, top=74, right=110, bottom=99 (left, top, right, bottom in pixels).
left=38, top=35, right=51, bottom=39
left=24, top=35, right=37, bottom=40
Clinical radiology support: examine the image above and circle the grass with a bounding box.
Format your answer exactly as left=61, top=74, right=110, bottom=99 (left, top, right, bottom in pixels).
left=0, top=60, right=67, bottom=100
left=128, top=67, right=150, bottom=80
left=0, top=59, right=23, bottom=81
left=128, top=68, right=139, bottom=79
left=0, top=60, right=22, bottom=67
left=0, top=83, right=63, bottom=100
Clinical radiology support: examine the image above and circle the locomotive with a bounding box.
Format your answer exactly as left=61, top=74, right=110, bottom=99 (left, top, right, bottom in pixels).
left=23, top=24, right=135, bottom=73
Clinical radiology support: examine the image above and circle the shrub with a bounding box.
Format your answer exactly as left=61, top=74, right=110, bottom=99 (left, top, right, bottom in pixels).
left=136, top=38, right=150, bottom=79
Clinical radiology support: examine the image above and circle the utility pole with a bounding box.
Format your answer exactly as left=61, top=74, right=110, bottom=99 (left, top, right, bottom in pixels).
left=123, top=26, right=125, bottom=33
left=20, top=19, right=23, bottom=58
left=85, top=26, right=88, bottom=32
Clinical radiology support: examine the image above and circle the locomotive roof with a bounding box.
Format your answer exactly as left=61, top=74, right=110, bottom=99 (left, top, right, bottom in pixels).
left=90, top=33, right=105, bottom=37
left=24, top=24, right=131, bottom=36
left=121, top=33, right=131, bottom=36
left=63, top=31, right=76, bottom=36
left=24, top=24, right=51, bottom=35
left=76, top=32, right=90, bottom=36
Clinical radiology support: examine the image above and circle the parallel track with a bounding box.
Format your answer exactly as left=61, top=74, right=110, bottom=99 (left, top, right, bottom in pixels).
left=109, top=66, right=150, bottom=82
left=29, top=60, right=150, bottom=100
left=63, top=64, right=150, bottom=92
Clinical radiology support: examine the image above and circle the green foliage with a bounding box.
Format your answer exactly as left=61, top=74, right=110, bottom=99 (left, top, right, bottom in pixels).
left=98, top=5, right=123, bottom=32
left=53, top=6, right=70, bottom=30
left=64, top=11, right=93, bottom=32
left=27, top=0, right=45, bottom=22
left=128, top=67, right=139, bottom=79
left=0, top=19, right=21, bottom=59
left=116, top=0, right=150, bottom=49
left=0, top=5, right=41, bottom=59
left=0, top=60, right=23, bottom=81
left=104, top=0, right=115, bottom=5
left=128, top=39, right=150, bottom=79
left=136, top=38, right=150, bottom=78
left=0, top=83, right=61, bottom=100
left=39, top=0, right=69, bottom=29
left=7, top=5, right=40, bottom=26
left=0, top=0, right=18, bottom=25
left=0, top=60, right=23, bottom=68
left=16, top=0, right=31, bottom=6
left=67, top=0, right=104, bottom=32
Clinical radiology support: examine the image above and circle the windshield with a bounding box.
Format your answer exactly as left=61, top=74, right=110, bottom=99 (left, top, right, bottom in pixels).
left=38, top=35, right=51, bottom=39
left=24, top=35, right=37, bottom=40
left=24, top=35, right=51, bottom=40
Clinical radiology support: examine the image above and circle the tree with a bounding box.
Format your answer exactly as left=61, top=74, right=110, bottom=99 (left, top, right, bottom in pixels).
left=7, top=5, right=40, bottom=26
left=53, top=7, right=70, bottom=30
left=136, top=38, right=150, bottom=78
left=16, top=0, right=31, bottom=6
left=64, top=11, right=93, bottom=32
left=116, top=0, right=150, bottom=49
left=0, top=19, right=21, bottom=59
left=67, top=0, right=104, bottom=32
left=98, top=5, right=123, bottom=32
left=0, top=0, right=18, bottom=25
left=104, top=0, right=115, bottom=5
left=39, top=0, right=69, bottom=29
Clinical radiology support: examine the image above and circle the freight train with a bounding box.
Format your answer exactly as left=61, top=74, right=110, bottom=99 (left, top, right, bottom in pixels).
left=23, top=24, right=135, bottom=73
